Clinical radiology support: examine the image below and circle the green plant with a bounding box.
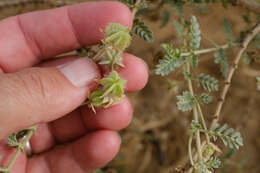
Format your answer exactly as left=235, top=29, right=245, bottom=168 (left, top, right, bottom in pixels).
left=105, top=0, right=260, bottom=172
left=1, top=0, right=260, bottom=173
left=155, top=13, right=260, bottom=173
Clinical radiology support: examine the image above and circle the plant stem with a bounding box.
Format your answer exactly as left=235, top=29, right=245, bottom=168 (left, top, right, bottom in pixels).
left=188, top=134, right=194, bottom=166
left=211, top=22, right=260, bottom=128
left=186, top=62, right=203, bottom=163
left=181, top=43, right=230, bottom=57
left=0, top=125, right=37, bottom=173
left=196, top=102, right=210, bottom=145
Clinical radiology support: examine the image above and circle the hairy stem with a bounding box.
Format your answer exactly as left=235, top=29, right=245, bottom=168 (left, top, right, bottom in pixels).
left=211, top=22, right=260, bottom=128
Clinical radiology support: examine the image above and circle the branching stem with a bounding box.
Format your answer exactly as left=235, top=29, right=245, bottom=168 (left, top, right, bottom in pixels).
left=211, top=22, right=260, bottom=128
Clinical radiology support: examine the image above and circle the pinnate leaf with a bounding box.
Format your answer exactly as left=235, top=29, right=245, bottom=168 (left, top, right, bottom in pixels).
left=189, top=16, right=201, bottom=50
left=214, top=48, right=229, bottom=78
left=197, top=73, right=219, bottom=92
left=209, top=123, right=243, bottom=150
left=133, top=18, right=153, bottom=42
left=198, top=93, right=212, bottom=104
left=155, top=44, right=185, bottom=76
left=177, top=91, right=195, bottom=112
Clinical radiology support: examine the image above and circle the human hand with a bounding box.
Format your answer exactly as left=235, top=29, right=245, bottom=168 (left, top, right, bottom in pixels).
left=0, top=1, right=148, bottom=172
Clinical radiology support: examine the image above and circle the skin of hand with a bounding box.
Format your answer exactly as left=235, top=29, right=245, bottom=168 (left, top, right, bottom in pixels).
left=0, top=1, right=148, bottom=173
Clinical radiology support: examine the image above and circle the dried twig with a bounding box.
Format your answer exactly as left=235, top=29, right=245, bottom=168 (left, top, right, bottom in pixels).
left=210, top=22, right=260, bottom=128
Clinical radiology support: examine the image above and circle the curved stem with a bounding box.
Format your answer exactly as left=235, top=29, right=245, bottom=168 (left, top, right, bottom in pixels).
left=188, top=134, right=194, bottom=166
left=186, top=62, right=203, bottom=163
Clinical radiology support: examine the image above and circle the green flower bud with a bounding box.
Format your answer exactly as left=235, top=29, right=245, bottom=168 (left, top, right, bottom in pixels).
left=88, top=71, right=126, bottom=112
left=103, top=23, right=131, bottom=51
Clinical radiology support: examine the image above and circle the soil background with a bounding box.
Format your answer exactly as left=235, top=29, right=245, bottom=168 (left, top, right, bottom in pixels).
left=0, top=0, right=259, bottom=173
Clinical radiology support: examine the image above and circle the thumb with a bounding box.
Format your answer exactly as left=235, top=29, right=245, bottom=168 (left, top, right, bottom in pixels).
left=0, top=58, right=100, bottom=139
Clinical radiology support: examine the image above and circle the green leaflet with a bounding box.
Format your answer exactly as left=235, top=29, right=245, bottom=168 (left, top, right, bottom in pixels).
left=196, top=157, right=221, bottom=173
left=191, top=120, right=202, bottom=134
left=177, top=91, right=195, bottom=112
left=7, top=133, right=19, bottom=148
left=198, top=93, right=212, bottom=104
left=133, top=18, right=153, bottom=42
left=205, top=157, right=221, bottom=171
left=189, top=16, right=201, bottom=50
left=190, top=54, right=198, bottom=68
left=155, top=44, right=185, bottom=76
left=197, top=73, right=219, bottom=92
left=210, top=124, right=244, bottom=150
left=214, top=48, right=229, bottom=78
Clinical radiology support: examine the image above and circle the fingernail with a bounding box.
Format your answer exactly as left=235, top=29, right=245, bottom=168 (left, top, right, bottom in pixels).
left=58, top=58, right=100, bottom=88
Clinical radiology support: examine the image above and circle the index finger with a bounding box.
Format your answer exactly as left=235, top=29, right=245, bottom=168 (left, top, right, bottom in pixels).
left=0, top=1, right=132, bottom=72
